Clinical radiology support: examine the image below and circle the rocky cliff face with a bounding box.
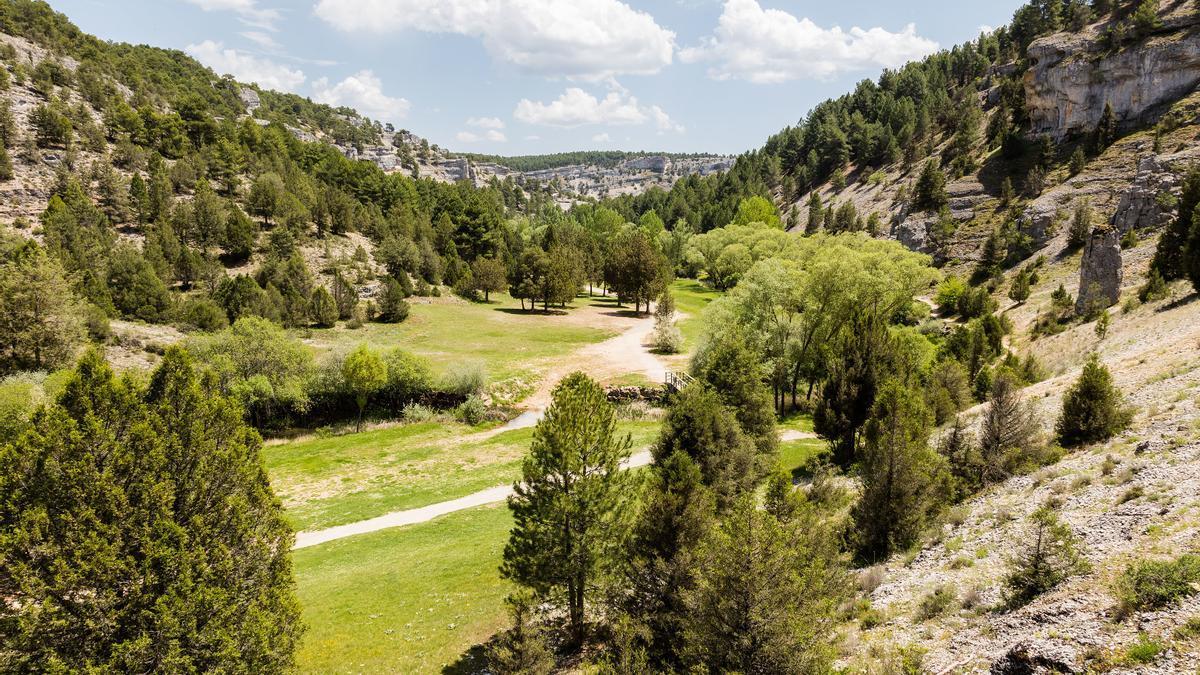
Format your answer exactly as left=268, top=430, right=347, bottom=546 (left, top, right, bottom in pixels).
left=1025, top=5, right=1200, bottom=140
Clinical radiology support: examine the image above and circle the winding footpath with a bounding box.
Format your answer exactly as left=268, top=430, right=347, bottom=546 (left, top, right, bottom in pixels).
left=291, top=311, right=816, bottom=550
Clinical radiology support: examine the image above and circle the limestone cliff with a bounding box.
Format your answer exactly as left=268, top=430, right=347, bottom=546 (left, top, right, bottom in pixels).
left=1025, top=3, right=1200, bottom=140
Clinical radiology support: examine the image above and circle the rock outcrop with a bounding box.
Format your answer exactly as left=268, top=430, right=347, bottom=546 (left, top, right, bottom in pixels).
left=1110, top=145, right=1200, bottom=231
left=1076, top=225, right=1122, bottom=314
left=1025, top=8, right=1200, bottom=140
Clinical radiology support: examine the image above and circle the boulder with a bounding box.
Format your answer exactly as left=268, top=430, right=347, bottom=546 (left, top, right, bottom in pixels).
left=1076, top=225, right=1122, bottom=315
left=990, top=641, right=1078, bottom=675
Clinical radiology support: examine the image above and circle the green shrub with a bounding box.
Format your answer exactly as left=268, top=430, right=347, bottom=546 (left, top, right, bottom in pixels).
left=935, top=276, right=967, bottom=314
left=1173, top=617, right=1200, bottom=640
left=1056, top=354, right=1133, bottom=447
left=1123, top=634, right=1163, bottom=665
left=440, top=360, right=487, bottom=397
left=1003, top=506, right=1088, bottom=609
left=914, top=585, right=957, bottom=621
left=457, top=394, right=488, bottom=426
left=381, top=349, right=433, bottom=404
left=1112, top=555, right=1200, bottom=619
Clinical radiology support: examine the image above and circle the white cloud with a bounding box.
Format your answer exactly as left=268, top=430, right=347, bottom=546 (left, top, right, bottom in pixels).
left=592, top=132, right=612, bottom=143
left=680, top=0, right=938, bottom=84
left=467, top=116, right=505, bottom=129
left=313, top=0, right=675, bottom=80
left=514, top=87, right=683, bottom=134
left=186, top=40, right=306, bottom=91
left=456, top=129, right=507, bottom=143
left=239, top=30, right=281, bottom=51
left=311, top=70, right=411, bottom=123
left=184, top=0, right=281, bottom=30
left=650, top=105, right=684, bottom=133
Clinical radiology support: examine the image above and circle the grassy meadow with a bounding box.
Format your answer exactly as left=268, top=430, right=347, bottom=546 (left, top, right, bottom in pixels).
left=671, top=279, right=723, bottom=349
left=300, top=291, right=619, bottom=383
left=268, top=420, right=662, bottom=531
left=292, top=505, right=513, bottom=674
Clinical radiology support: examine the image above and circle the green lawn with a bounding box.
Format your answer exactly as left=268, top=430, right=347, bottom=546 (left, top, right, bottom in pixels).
left=267, top=420, right=662, bottom=531
left=292, top=505, right=513, bottom=674
left=779, top=413, right=815, bottom=434
left=779, top=438, right=826, bottom=477
left=671, top=279, right=723, bottom=350
left=300, top=292, right=617, bottom=383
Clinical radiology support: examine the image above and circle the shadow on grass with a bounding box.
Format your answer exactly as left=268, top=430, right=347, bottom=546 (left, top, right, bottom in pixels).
left=442, top=644, right=490, bottom=675
left=600, top=309, right=648, bottom=319
left=492, top=307, right=570, bottom=316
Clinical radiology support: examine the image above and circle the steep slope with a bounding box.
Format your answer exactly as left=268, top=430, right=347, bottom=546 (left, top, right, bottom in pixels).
left=794, top=2, right=1200, bottom=670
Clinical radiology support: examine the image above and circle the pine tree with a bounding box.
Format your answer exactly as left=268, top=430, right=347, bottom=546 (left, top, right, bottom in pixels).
left=1069, top=146, right=1087, bottom=175
left=806, top=192, right=823, bottom=235
left=913, top=159, right=948, bottom=212
left=0, top=144, right=12, bottom=181
left=815, top=315, right=893, bottom=468
left=1009, top=268, right=1032, bottom=304
left=691, top=331, right=778, bottom=456
left=1152, top=167, right=1200, bottom=280
left=310, top=286, right=338, bottom=327
left=0, top=242, right=84, bottom=374
left=1003, top=505, right=1088, bottom=608
left=1094, top=102, right=1118, bottom=151
left=1056, top=353, right=1133, bottom=446
left=1068, top=198, right=1093, bottom=250
left=377, top=277, right=410, bottom=323
left=978, top=374, right=1040, bottom=484
left=654, top=384, right=758, bottom=511
left=331, top=270, right=357, bottom=319
left=681, top=495, right=846, bottom=673
left=0, top=348, right=303, bottom=670
left=502, top=373, right=634, bottom=645
left=620, top=451, right=717, bottom=667
left=487, top=590, right=555, bottom=675
left=852, top=380, right=945, bottom=560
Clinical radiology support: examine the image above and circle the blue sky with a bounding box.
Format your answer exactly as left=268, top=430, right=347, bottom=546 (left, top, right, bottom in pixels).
left=52, top=0, right=1024, bottom=155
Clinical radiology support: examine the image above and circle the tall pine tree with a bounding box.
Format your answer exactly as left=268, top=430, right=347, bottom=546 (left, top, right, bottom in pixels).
left=501, top=372, right=634, bottom=645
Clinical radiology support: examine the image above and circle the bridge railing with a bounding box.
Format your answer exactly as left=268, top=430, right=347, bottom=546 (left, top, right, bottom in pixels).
left=665, top=371, right=695, bottom=393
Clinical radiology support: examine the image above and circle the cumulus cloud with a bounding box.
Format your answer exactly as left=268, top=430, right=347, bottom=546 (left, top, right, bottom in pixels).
left=650, top=105, right=685, bottom=133
left=313, top=0, right=675, bottom=80
left=184, top=0, right=281, bottom=30
left=311, top=70, right=411, bottom=123
left=186, top=40, right=305, bottom=91
left=467, top=116, right=505, bottom=129
left=680, top=0, right=938, bottom=83
left=592, top=133, right=612, bottom=143
left=456, top=129, right=507, bottom=143
left=514, top=87, right=683, bottom=133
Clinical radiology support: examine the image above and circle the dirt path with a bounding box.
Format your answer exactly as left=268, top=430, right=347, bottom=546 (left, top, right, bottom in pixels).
left=293, top=424, right=812, bottom=549
left=292, top=310, right=682, bottom=549
left=469, top=307, right=678, bottom=440
left=293, top=448, right=655, bottom=549
left=779, top=429, right=818, bottom=442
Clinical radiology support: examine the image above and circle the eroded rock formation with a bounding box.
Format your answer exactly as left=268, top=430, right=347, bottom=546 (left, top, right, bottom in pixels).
left=1076, top=225, right=1122, bottom=314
